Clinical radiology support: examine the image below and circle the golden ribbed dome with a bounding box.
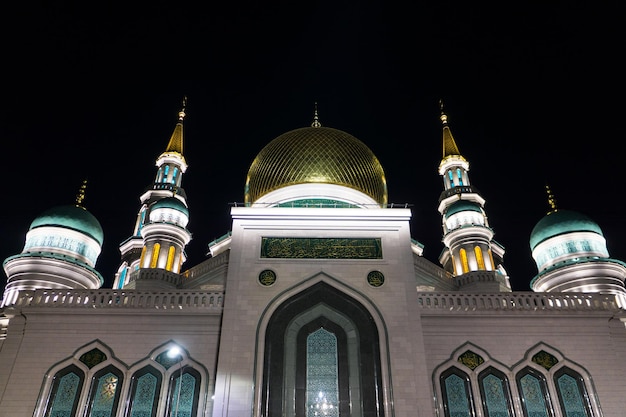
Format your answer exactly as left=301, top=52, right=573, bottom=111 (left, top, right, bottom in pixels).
left=245, top=126, right=388, bottom=206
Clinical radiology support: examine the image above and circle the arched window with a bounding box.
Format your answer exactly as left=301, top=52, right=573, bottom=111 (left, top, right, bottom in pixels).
left=516, top=367, right=553, bottom=417
left=85, top=365, right=124, bottom=417
left=554, top=367, right=593, bottom=417
left=306, top=328, right=339, bottom=416
left=166, top=367, right=201, bottom=417
left=478, top=366, right=514, bottom=417
left=262, top=282, right=384, bottom=417
left=440, top=367, right=475, bottom=417
left=44, top=365, right=85, bottom=417
left=126, top=366, right=162, bottom=417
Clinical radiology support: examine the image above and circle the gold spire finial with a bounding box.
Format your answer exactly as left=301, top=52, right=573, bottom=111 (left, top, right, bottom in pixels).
left=178, top=96, right=187, bottom=121
left=546, top=184, right=558, bottom=214
left=440, top=100, right=462, bottom=159
left=75, top=179, right=88, bottom=209
left=311, top=102, right=321, bottom=127
left=439, top=99, right=448, bottom=124
left=164, top=98, right=186, bottom=155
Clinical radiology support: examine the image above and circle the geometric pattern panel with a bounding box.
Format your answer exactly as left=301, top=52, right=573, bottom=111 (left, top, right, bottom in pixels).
left=480, top=371, right=513, bottom=417
left=46, top=368, right=84, bottom=417
left=555, top=370, right=591, bottom=417
left=518, top=371, right=550, bottom=417
left=306, top=328, right=339, bottom=417
left=168, top=371, right=197, bottom=417
left=442, top=370, right=473, bottom=417
left=129, top=369, right=161, bottom=417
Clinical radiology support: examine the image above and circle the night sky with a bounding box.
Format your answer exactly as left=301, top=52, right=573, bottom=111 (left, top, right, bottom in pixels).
left=1, top=2, right=624, bottom=293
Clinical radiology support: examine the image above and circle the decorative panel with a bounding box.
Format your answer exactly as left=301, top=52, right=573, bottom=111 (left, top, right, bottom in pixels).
left=306, top=328, right=339, bottom=417
left=129, top=368, right=161, bottom=417
left=169, top=371, right=198, bottom=417
left=45, top=367, right=84, bottom=417
left=79, top=348, right=107, bottom=369
left=441, top=368, right=473, bottom=417
left=555, top=368, right=592, bottom=417
left=532, top=351, right=558, bottom=370
left=261, top=237, right=382, bottom=259
left=479, top=368, right=513, bottom=417
left=89, top=372, right=119, bottom=416
left=518, top=371, right=551, bottom=417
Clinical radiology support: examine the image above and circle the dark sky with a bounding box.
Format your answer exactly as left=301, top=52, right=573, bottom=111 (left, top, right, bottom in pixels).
left=1, top=2, right=624, bottom=293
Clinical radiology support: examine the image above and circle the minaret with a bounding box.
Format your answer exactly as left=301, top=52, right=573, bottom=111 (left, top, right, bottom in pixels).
left=114, top=99, right=192, bottom=290
left=2, top=180, right=104, bottom=306
left=436, top=101, right=511, bottom=292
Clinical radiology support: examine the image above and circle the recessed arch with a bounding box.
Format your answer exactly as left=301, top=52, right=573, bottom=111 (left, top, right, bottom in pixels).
left=259, top=280, right=385, bottom=417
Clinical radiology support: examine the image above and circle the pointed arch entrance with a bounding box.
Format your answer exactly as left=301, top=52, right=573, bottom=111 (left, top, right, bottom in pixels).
left=260, top=281, right=385, bottom=417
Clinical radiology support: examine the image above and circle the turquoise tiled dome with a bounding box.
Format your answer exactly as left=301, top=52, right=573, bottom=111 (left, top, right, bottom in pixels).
left=29, top=205, right=104, bottom=245
left=445, top=200, right=482, bottom=217
left=152, top=197, right=189, bottom=216
left=529, top=209, right=603, bottom=251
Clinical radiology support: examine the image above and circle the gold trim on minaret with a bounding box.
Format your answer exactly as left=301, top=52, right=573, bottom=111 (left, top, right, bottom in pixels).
left=440, top=99, right=462, bottom=159
left=164, top=97, right=186, bottom=155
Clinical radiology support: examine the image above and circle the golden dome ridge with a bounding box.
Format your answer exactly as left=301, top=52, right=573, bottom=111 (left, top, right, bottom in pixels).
left=244, top=126, right=388, bottom=206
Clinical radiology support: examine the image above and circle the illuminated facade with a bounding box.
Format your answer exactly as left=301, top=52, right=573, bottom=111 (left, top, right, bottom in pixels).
left=1, top=103, right=626, bottom=417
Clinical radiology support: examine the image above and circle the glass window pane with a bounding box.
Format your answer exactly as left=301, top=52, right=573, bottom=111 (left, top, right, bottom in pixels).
left=129, top=367, right=161, bottom=417
left=555, top=369, right=592, bottom=417
left=441, top=369, right=473, bottom=417
left=168, top=369, right=199, bottom=417
left=518, top=370, right=552, bottom=417
left=479, top=369, right=513, bottom=417
left=306, top=328, right=339, bottom=417
left=89, top=371, right=121, bottom=417
left=45, top=367, right=84, bottom=417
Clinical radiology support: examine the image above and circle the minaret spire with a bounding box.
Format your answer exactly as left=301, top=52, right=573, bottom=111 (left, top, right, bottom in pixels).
left=440, top=99, right=462, bottom=159
left=164, top=96, right=186, bottom=155
left=311, top=102, right=322, bottom=128
left=545, top=184, right=558, bottom=214
left=75, top=179, right=88, bottom=209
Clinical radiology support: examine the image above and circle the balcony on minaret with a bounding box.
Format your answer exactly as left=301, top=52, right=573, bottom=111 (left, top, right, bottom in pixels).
left=125, top=268, right=182, bottom=290
left=454, top=270, right=512, bottom=293
left=438, top=185, right=482, bottom=203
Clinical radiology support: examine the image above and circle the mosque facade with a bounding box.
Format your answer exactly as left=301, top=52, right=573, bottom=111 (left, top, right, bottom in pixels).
left=1, top=103, right=625, bottom=417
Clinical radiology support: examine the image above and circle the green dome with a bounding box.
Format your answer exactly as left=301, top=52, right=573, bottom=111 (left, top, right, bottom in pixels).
left=29, top=205, right=104, bottom=245
left=245, top=126, right=388, bottom=206
left=445, top=200, right=482, bottom=217
left=152, top=197, right=189, bottom=216
left=529, top=209, right=603, bottom=251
